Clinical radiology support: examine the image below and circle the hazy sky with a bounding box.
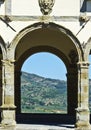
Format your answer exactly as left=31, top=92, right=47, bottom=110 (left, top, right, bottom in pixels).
left=22, top=53, right=91, bottom=80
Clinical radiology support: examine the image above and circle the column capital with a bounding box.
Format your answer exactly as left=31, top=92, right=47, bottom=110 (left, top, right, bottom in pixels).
left=1, top=59, right=15, bottom=66
left=77, top=61, right=90, bottom=69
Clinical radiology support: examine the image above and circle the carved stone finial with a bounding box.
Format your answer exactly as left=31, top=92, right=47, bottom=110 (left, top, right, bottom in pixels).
left=38, top=0, right=55, bottom=15
left=79, top=15, right=89, bottom=22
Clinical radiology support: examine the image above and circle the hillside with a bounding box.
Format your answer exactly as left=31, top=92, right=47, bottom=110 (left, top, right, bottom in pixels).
left=21, top=72, right=67, bottom=113
left=21, top=72, right=91, bottom=113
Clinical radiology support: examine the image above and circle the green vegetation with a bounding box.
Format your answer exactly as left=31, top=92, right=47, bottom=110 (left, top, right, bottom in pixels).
left=21, top=72, right=67, bottom=113
left=21, top=75, right=91, bottom=113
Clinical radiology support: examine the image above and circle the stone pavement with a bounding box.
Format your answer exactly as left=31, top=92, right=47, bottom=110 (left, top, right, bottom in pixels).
left=0, top=124, right=75, bottom=130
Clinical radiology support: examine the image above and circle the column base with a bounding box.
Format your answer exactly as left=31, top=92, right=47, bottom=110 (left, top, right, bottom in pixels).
left=0, top=104, right=16, bottom=127
left=75, top=121, right=91, bottom=130
left=1, top=110, right=16, bottom=126
left=1, top=119, right=16, bottom=127
left=75, top=107, right=90, bottom=129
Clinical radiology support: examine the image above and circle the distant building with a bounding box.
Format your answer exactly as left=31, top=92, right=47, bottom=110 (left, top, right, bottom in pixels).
left=0, top=0, right=91, bottom=129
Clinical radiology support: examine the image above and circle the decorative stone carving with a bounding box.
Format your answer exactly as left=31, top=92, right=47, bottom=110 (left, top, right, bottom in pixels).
left=38, top=0, right=55, bottom=15
left=79, top=15, right=89, bottom=22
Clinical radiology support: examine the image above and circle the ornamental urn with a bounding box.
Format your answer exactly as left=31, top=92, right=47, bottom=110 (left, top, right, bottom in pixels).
left=38, top=0, right=55, bottom=15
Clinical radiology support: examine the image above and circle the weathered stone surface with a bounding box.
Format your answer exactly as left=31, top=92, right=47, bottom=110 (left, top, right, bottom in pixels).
left=0, top=0, right=91, bottom=129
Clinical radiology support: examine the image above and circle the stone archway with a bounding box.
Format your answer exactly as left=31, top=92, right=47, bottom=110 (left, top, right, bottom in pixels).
left=15, top=46, right=76, bottom=124
left=1, top=22, right=90, bottom=129
left=13, top=22, right=81, bottom=125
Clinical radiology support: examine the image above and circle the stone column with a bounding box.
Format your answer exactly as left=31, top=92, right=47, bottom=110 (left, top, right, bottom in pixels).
left=75, top=62, right=91, bottom=129
left=0, top=59, right=16, bottom=126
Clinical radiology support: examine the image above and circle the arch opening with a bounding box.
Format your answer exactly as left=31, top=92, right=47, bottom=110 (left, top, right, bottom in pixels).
left=21, top=52, right=67, bottom=114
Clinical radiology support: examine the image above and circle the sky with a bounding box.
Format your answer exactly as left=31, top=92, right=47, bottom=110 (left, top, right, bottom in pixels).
left=21, top=52, right=67, bottom=80
left=22, top=52, right=91, bottom=80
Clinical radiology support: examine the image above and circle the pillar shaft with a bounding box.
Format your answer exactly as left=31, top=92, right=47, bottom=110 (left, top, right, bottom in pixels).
left=75, top=62, right=90, bottom=129
left=0, top=59, right=16, bottom=126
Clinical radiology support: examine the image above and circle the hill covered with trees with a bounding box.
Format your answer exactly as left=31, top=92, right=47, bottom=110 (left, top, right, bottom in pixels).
left=21, top=72, right=91, bottom=113
left=21, top=72, right=67, bottom=113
